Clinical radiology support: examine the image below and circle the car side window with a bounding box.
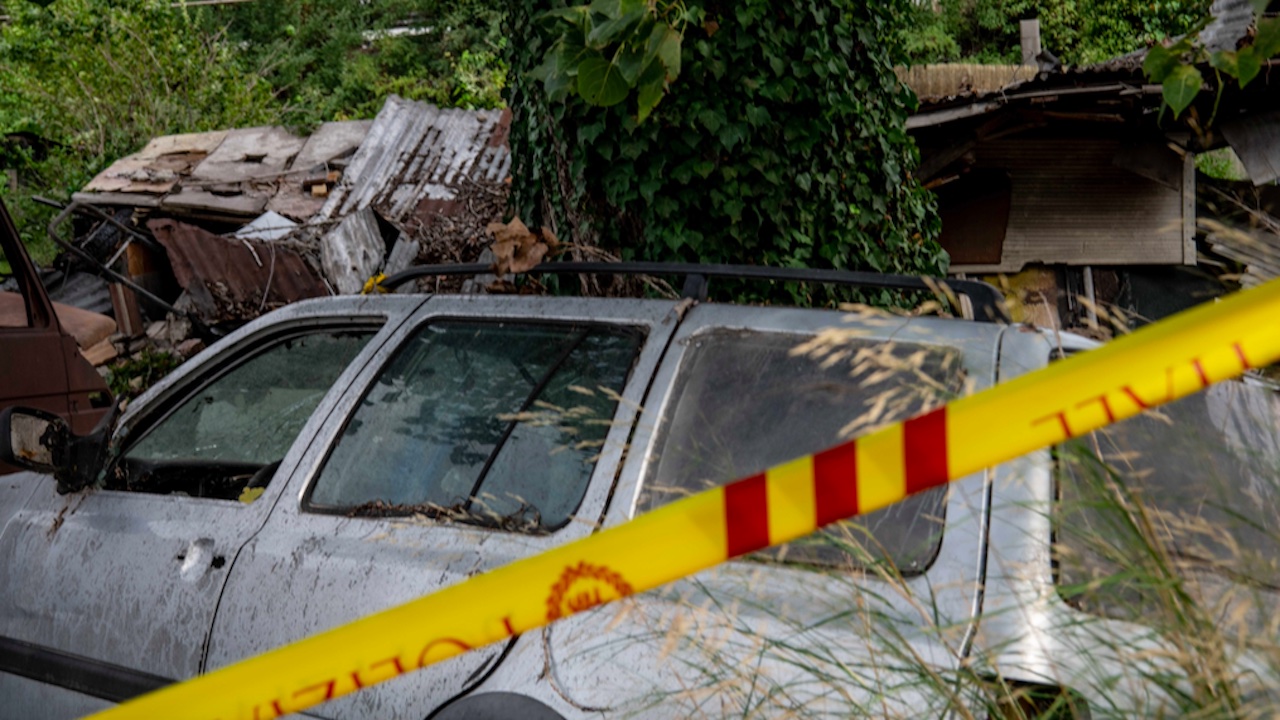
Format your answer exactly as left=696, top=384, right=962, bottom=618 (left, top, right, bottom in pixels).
left=1055, top=380, right=1280, bottom=632
left=111, top=327, right=378, bottom=500
left=640, top=330, right=964, bottom=575
left=307, top=321, right=643, bottom=533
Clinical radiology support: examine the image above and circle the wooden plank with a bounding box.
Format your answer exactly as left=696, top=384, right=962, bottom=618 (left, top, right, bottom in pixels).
left=1222, top=111, right=1280, bottom=186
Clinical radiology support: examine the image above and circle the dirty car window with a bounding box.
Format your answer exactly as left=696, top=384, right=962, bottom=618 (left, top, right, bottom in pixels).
left=1056, top=380, right=1280, bottom=631
left=641, top=330, right=963, bottom=574
left=308, top=321, right=642, bottom=532
left=120, top=330, right=375, bottom=495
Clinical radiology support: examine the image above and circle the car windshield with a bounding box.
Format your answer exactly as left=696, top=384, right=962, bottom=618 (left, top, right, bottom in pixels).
left=308, top=321, right=643, bottom=533
left=1056, top=379, right=1280, bottom=632
left=640, top=329, right=964, bottom=574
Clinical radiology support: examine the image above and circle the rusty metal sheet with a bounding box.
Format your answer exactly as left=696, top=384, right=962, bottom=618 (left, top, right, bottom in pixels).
left=148, top=219, right=329, bottom=322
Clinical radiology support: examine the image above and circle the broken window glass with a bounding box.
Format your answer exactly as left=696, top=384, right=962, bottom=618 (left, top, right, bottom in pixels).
left=640, top=329, right=964, bottom=575
left=1056, top=380, right=1280, bottom=633
left=308, top=321, right=642, bottom=533
left=116, top=328, right=377, bottom=499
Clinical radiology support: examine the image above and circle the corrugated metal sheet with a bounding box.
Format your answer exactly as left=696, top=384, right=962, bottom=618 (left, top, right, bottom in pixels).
left=148, top=219, right=329, bottom=322
left=950, top=139, right=1188, bottom=273
left=1200, top=0, right=1256, bottom=52
left=318, top=96, right=512, bottom=224
left=42, top=271, right=113, bottom=316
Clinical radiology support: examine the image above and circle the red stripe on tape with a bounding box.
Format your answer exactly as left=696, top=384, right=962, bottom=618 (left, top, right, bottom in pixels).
left=813, top=441, right=858, bottom=526
left=904, top=408, right=949, bottom=494
left=723, top=473, right=769, bottom=557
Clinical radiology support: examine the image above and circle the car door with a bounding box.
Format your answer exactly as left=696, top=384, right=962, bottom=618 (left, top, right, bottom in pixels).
left=0, top=296, right=420, bottom=716
left=205, top=295, right=681, bottom=719
left=516, top=305, right=1004, bottom=717
left=0, top=199, right=109, bottom=446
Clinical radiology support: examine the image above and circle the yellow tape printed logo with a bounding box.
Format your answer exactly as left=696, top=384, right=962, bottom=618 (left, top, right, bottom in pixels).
left=547, top=561, right=634, bottom=620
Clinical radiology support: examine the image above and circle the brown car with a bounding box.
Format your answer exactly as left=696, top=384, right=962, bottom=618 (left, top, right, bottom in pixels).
left=0, top=197, right=111, bottom=464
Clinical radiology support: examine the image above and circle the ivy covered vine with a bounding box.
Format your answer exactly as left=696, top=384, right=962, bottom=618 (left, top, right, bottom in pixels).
left=504, top=0, right=946, bottom=306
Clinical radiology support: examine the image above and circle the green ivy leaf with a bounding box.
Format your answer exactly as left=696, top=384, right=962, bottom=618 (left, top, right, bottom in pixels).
left=1254, top=17, right=1280, bottom=60
left=577, top=55, right=629, bottom=106
left=1162, top=64, right=1202, bottom=119
left=1142, top=44, right=1178, bottom=82
left=1236, top=47, right=1262, bottom=86
left=697, top=108, right=723, bottom=133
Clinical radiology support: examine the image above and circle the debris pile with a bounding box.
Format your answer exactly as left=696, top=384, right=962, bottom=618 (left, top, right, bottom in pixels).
left=25, top=95, right=512, bottom=376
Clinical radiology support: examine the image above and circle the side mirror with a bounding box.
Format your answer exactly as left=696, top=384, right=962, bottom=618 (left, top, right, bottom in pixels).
left=0, top=404, right=117, bottom=493
left=0, top=407, right=69, bottom=475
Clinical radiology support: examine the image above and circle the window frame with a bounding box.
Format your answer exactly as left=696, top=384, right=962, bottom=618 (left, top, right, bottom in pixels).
left=103, top=317, right=387, bottom=497
left=636, top=326, right=959, bottom=576
left=299, top=316, right=648, bottom=533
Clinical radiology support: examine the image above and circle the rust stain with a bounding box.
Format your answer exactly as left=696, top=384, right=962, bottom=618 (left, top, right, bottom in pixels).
left=148, top=219, right=329, bottom=323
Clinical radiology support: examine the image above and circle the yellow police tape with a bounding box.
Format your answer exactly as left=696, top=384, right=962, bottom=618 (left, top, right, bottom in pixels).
left=92, top=277, right=1280, bottom=720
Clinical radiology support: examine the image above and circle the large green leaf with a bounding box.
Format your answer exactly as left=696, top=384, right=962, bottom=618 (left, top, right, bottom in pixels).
left=577, top=55, right=630, bottom=106
left=1235, top=47, right=1262, bottom=87
left=646, top=23, right=682, bottom=80
left=586, top=7, right=647, bottom=50
left=613, top=41, right=650, bottom=85
left=1255, top=17, right=1280, bottom=60
left=1209, top=49, right=1239, bottom=79
left=635, top=59, right=666, bottom=123
left=1142, top=44, right=1178, bottom=82
left=588, top=0, right=645, bottom=20
left=1162, top=64, right=1202, bottom=119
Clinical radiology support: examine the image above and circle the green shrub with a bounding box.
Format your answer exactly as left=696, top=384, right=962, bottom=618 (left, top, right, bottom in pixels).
left=506, top=0, right=947, bottom=307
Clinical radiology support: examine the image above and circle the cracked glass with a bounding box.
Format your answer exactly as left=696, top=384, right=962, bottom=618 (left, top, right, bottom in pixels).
left=309, top=321, right=642, bottom=533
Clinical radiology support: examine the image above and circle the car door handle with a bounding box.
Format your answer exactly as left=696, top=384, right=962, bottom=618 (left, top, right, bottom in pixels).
left=176, top=538, right=226, bottom=582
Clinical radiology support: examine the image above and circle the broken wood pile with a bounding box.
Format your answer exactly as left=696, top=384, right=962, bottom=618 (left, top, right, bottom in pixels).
left=1202, top=185, right=1280, bottom=288
left=21, top=95, right=513, bottom=375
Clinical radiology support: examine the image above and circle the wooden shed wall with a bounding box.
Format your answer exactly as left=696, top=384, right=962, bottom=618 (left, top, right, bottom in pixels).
left=949, top=138, right=1191, bottom=273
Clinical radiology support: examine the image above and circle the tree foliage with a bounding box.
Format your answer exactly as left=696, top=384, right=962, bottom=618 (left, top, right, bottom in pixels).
left=897, top=0, right=1207, bottom=66
left=1142, top=3, right=1280, bottom=121
left=194, top=0, right=507, bottom=126
left=0, top=0, right=506, bottom=260
left=506, top=0, right=946, bottom=306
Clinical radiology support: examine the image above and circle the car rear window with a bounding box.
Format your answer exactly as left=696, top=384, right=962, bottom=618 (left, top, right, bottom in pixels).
left=1055, top=380, right=1280, bottom=632
left=640, top=329, right=964, bottom=574
left=307, top=321, right=643, bottom=533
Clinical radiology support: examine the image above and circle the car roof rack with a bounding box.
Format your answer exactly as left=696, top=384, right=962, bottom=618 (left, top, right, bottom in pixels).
left=380, top=261, right=1008, bottom=323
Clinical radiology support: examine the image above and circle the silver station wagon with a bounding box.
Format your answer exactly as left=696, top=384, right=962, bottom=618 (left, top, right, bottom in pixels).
left=2, top=265, right=1277, bottom=719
